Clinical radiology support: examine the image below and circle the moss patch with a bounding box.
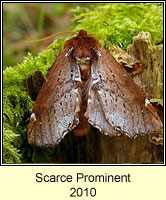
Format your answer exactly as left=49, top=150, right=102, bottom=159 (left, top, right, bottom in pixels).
left=71, top=3, right=163, bottom=49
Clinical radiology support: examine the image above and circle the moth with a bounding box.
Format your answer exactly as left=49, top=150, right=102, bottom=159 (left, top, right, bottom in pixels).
left=27, top=30, right=163, bottom=146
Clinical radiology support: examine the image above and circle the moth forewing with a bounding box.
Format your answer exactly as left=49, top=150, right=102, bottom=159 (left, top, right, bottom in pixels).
left=28, top=50, right=81, bottom=146
left=86, top=46, right=163, bottom=138
left=27, top=30, right=163, bottom=147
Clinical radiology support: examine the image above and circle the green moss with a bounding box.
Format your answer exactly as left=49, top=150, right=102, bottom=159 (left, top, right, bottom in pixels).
left=71, top=3, right=163, bottom=49
left=3, top=39, right=65, bottom=163
left=150, top=98, right=163, bottom=107
left=3, top=3, right=163, bottom=163
left=3, top=126, right=22, bottom=163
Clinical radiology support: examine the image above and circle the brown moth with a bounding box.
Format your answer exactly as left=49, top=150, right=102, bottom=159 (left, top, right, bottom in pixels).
left=27, top=30, right=163, bottom=146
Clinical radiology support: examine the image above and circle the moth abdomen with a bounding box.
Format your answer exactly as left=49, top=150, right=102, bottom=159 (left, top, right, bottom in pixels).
left=73, top=80, right=91, bottom=136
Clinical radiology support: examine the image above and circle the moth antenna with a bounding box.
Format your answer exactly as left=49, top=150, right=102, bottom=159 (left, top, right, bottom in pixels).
left=26, top=31, right=78, bottom=42
left=88, top=32, right=125, bottom=54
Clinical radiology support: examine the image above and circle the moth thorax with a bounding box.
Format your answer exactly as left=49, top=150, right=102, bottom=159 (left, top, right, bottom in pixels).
left=76, top=57, right=91, bottom=80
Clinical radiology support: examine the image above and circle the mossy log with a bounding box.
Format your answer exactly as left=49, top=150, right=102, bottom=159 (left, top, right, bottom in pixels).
left=27, top=32, right=163, bottom=164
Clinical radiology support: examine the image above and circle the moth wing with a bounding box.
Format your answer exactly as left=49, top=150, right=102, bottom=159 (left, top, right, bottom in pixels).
left=85, top=81, right=120, bottom=137
left=86, top=48, right=162, bottom=138
left=28, top=49, right=81, bottom=146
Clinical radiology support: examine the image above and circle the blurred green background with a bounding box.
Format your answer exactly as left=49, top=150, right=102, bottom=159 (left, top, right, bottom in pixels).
left=3, top=3, right=163, bottom=70
left=3, top=3, right=94, bottom=69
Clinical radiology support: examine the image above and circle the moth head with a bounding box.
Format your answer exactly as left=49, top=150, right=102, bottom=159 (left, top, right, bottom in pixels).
left=77, top=30, right=88, bottom=37
left=64, top=30, right=102, bottom=62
